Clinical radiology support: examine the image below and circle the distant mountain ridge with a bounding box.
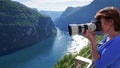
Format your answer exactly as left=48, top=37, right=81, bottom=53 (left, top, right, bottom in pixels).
left=0, top=0, right=57, bottom=56
left=40, top=10, right=63, bottom=21
left=55, top=0, right=120, bottom=31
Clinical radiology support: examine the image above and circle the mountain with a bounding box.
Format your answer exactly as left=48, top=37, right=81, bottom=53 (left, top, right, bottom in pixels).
left=40, top=10, right=63, bottom=21
left=0, top=0, right=57, bottom=56
left=55, top=0, right=120, bottom=31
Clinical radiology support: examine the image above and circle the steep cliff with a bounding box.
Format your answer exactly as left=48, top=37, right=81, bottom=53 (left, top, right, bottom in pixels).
left=0, top=0, right=57, bottom=56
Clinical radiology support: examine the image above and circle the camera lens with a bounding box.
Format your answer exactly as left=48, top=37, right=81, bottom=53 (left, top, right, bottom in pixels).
left=68, top=25, right=72, bottom=35
left=68, top=20, right=101, bottom=35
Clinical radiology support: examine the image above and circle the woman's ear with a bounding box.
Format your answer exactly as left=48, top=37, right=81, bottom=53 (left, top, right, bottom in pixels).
left=109, top=19, right=114, bottom=25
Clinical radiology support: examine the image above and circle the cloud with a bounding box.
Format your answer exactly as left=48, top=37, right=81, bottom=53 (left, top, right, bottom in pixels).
left=12, top=0, right=93, bottom=11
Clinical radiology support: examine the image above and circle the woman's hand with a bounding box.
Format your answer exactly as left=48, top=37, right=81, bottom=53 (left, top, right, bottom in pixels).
left=83, top=30, right=97, bottom=42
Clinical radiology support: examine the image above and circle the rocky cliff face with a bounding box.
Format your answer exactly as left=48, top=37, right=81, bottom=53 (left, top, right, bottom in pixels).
left=0, top=0, right=57, bottom=56
left=55, top=0, right=120, bottom=31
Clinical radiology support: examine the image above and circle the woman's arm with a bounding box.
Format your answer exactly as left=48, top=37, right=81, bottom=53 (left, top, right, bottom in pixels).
left=83, top=30, right=100, bottom=61
left=90, top=39, right=100, bottom=61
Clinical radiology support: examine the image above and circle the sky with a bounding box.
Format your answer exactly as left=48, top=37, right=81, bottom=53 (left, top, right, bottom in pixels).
left=12, top=0, right=94, bottom=11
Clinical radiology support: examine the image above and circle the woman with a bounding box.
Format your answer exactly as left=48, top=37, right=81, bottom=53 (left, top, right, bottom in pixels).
left=83, top=7, right=120, bottom=68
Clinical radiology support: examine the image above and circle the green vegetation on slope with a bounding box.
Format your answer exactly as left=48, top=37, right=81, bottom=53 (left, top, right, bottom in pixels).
left=0, top=0, right=48, bottom=25
left=0, top=0, right=57, bottom=56
left=54, top=35, right=104, bottom=68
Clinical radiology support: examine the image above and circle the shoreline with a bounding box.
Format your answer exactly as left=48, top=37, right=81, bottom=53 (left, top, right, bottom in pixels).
left=66, top=35, right=89, bottom=54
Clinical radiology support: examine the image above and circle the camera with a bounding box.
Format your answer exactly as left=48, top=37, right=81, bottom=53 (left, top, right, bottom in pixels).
left=68, top=20, right=101, bottom=35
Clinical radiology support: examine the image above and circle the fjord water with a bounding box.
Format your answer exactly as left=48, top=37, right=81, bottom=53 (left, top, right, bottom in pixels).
left=0, top=29, right=88, bottom=68
left=0, top=29, right=71, bottom=68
